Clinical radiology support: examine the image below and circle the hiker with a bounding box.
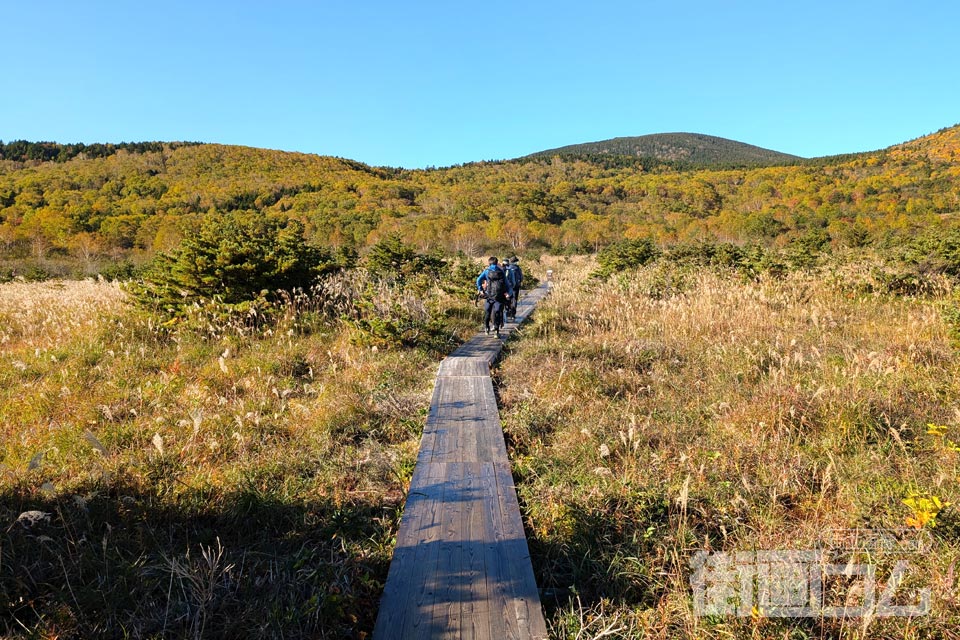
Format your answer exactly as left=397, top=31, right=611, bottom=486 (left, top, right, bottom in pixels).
left=504, top=256, right=522, bottom=321
left=476, top=256, right=511, bottom=337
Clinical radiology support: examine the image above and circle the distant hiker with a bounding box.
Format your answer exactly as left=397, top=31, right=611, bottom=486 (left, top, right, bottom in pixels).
left=476, top=256, right=510, bottom=337
left=504, top=256, right=522, bottom=321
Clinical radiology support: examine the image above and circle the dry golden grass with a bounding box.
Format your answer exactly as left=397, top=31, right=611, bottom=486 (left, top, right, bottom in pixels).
left=4, top=256, right=958, bottom=639
left=0, top=271, right=480, bottom=638
left=0, top=278, right=126, bottom=351
left=500, top=258, right=960, bottom=638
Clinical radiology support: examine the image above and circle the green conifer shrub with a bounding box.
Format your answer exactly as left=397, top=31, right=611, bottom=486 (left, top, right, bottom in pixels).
left=130, top=210, right=340, bottom=316
left=592, top=238, right=660, bottom=278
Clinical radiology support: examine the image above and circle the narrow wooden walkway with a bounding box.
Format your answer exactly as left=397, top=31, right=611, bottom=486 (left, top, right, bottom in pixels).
left=373, top=284, right=550, bottom=640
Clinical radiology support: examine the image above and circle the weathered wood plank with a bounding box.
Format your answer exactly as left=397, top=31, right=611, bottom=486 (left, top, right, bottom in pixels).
left=375, top=461, right=446, bottom=638
left=478, top=461, right=513, bottom=640
left=437, top=356, right=490, bottom=378
left=426, top=461, right=465, bottom=639
left=419, top=376, right=506, bottom=465
left=374, top=283, right=550, bottom=640
left=492, top=462, right=548, bottom=640
left=449, top=336, right=504, bottom=364
left=415, top=380, right=448, bottom=466
left=407, top=465, right=448, bottom=639
left=460, top=462, right=489, bottom=640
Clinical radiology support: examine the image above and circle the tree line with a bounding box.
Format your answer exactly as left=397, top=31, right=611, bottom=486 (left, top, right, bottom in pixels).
left=0, top=140, right=202, bottom=164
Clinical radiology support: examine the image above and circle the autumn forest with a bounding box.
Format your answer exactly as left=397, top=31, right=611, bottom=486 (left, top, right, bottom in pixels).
left=2, top=124, right=960, bottom=278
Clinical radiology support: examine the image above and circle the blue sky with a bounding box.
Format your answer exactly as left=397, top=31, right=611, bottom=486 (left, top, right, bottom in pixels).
left=2, top=1, right=958, bottom=168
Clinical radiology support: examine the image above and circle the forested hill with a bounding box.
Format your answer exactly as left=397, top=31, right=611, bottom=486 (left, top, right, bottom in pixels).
left=1, top=124, right=960, bottom=275
left=524, top=132, right=802, bottom=167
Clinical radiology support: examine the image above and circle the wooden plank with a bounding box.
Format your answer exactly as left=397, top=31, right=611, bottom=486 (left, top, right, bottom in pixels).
left=438, top=356, right=490, bottom=378
left=407, top=463, right=450, bottom=639
left=492, top=462, right=548, bottom=640
left=416, top=380, right=447, bottom=465
left=423, top=461, right=465, bottom=639
left=449, top=336, right=504, bottom=364
left=460, top=462, right=489, bottom=640
left=422, top=377, right=467, bottom=463
left=464, top=376, right=505, bottom=463
left=374, top=461, right=446, bottom=638
left=473, top=461, right=547, bottom=640
left=374, top=283, right=550, bottom=640
left=420, top=376, right=506, bottom=465
left=479, top=461, right=512, bottom=640
left=419, top=378, right=456, bottom=463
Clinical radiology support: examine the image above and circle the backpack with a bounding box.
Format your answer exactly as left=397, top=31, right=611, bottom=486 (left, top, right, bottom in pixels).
left=505, top=264, right=521, bottom=290
left=485, top=267, right=506, bottom=300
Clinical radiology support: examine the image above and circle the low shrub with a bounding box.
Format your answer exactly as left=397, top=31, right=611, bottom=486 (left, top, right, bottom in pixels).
left=592, top=238, right=660, bottom=278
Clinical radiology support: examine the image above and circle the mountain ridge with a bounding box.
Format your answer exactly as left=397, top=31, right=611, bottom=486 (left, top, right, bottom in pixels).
left=522, top=132, right=803, bottom=167
left=6, top=126, right=958, bottom=171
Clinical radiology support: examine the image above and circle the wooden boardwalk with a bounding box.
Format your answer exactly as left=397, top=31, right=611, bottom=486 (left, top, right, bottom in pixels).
left=373, top=284, right=550, bottom=640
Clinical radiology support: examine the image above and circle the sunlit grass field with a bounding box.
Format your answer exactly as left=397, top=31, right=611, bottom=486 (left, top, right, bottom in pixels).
left=3, top=253, right=960, bottom=639
left=501, top=256, right=960, bottom=638
left=0, top=273, right=483, bottom=638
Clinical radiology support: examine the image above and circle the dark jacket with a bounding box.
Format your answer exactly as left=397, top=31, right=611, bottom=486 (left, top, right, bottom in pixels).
left=477, top=265, right=510, bottom=302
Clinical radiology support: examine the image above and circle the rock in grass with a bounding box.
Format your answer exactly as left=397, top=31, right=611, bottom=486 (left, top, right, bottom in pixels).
left=82, top=430, right=108, bottom=456
left=28, top=451, right=43, bottom=470
left=152, top=433, right=164, bottom=455
left=16, top=510, right=50, bottom=527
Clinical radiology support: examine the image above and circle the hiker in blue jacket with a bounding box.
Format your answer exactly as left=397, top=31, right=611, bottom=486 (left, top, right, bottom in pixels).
left=476, top=256, right=511, bottom=337
left=504, top=256, right=522, bottom=321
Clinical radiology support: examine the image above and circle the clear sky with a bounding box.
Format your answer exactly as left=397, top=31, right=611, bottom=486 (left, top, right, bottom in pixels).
left=2, top=0, right=958, bottom=168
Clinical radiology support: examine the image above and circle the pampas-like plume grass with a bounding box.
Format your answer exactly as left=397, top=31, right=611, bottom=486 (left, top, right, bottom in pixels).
left=0, top=266, right=487, bottom=637
left=502, top=256, right=960, bottom=639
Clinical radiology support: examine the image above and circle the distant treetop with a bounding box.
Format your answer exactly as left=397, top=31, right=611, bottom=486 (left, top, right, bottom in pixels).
left=0, top=140, right=203, bottom=163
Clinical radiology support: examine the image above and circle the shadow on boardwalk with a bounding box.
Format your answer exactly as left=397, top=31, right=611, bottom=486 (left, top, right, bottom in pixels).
left=377, top=537, right=540, bottom=639
left=374, top=471, right=543, bottom=639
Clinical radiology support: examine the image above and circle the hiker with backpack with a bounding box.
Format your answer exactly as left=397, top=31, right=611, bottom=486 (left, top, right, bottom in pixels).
left=504, top=256, right=522, bottom=321
left=476, top=256, right=511, bottom=337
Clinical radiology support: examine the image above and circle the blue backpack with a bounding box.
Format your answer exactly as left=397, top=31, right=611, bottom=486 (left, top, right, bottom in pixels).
left=505, top=263, right=522, bottom=290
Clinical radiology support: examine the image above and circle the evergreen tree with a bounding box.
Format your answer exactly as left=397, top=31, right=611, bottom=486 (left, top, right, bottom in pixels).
left=131, top=210, right=338, bottom=316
